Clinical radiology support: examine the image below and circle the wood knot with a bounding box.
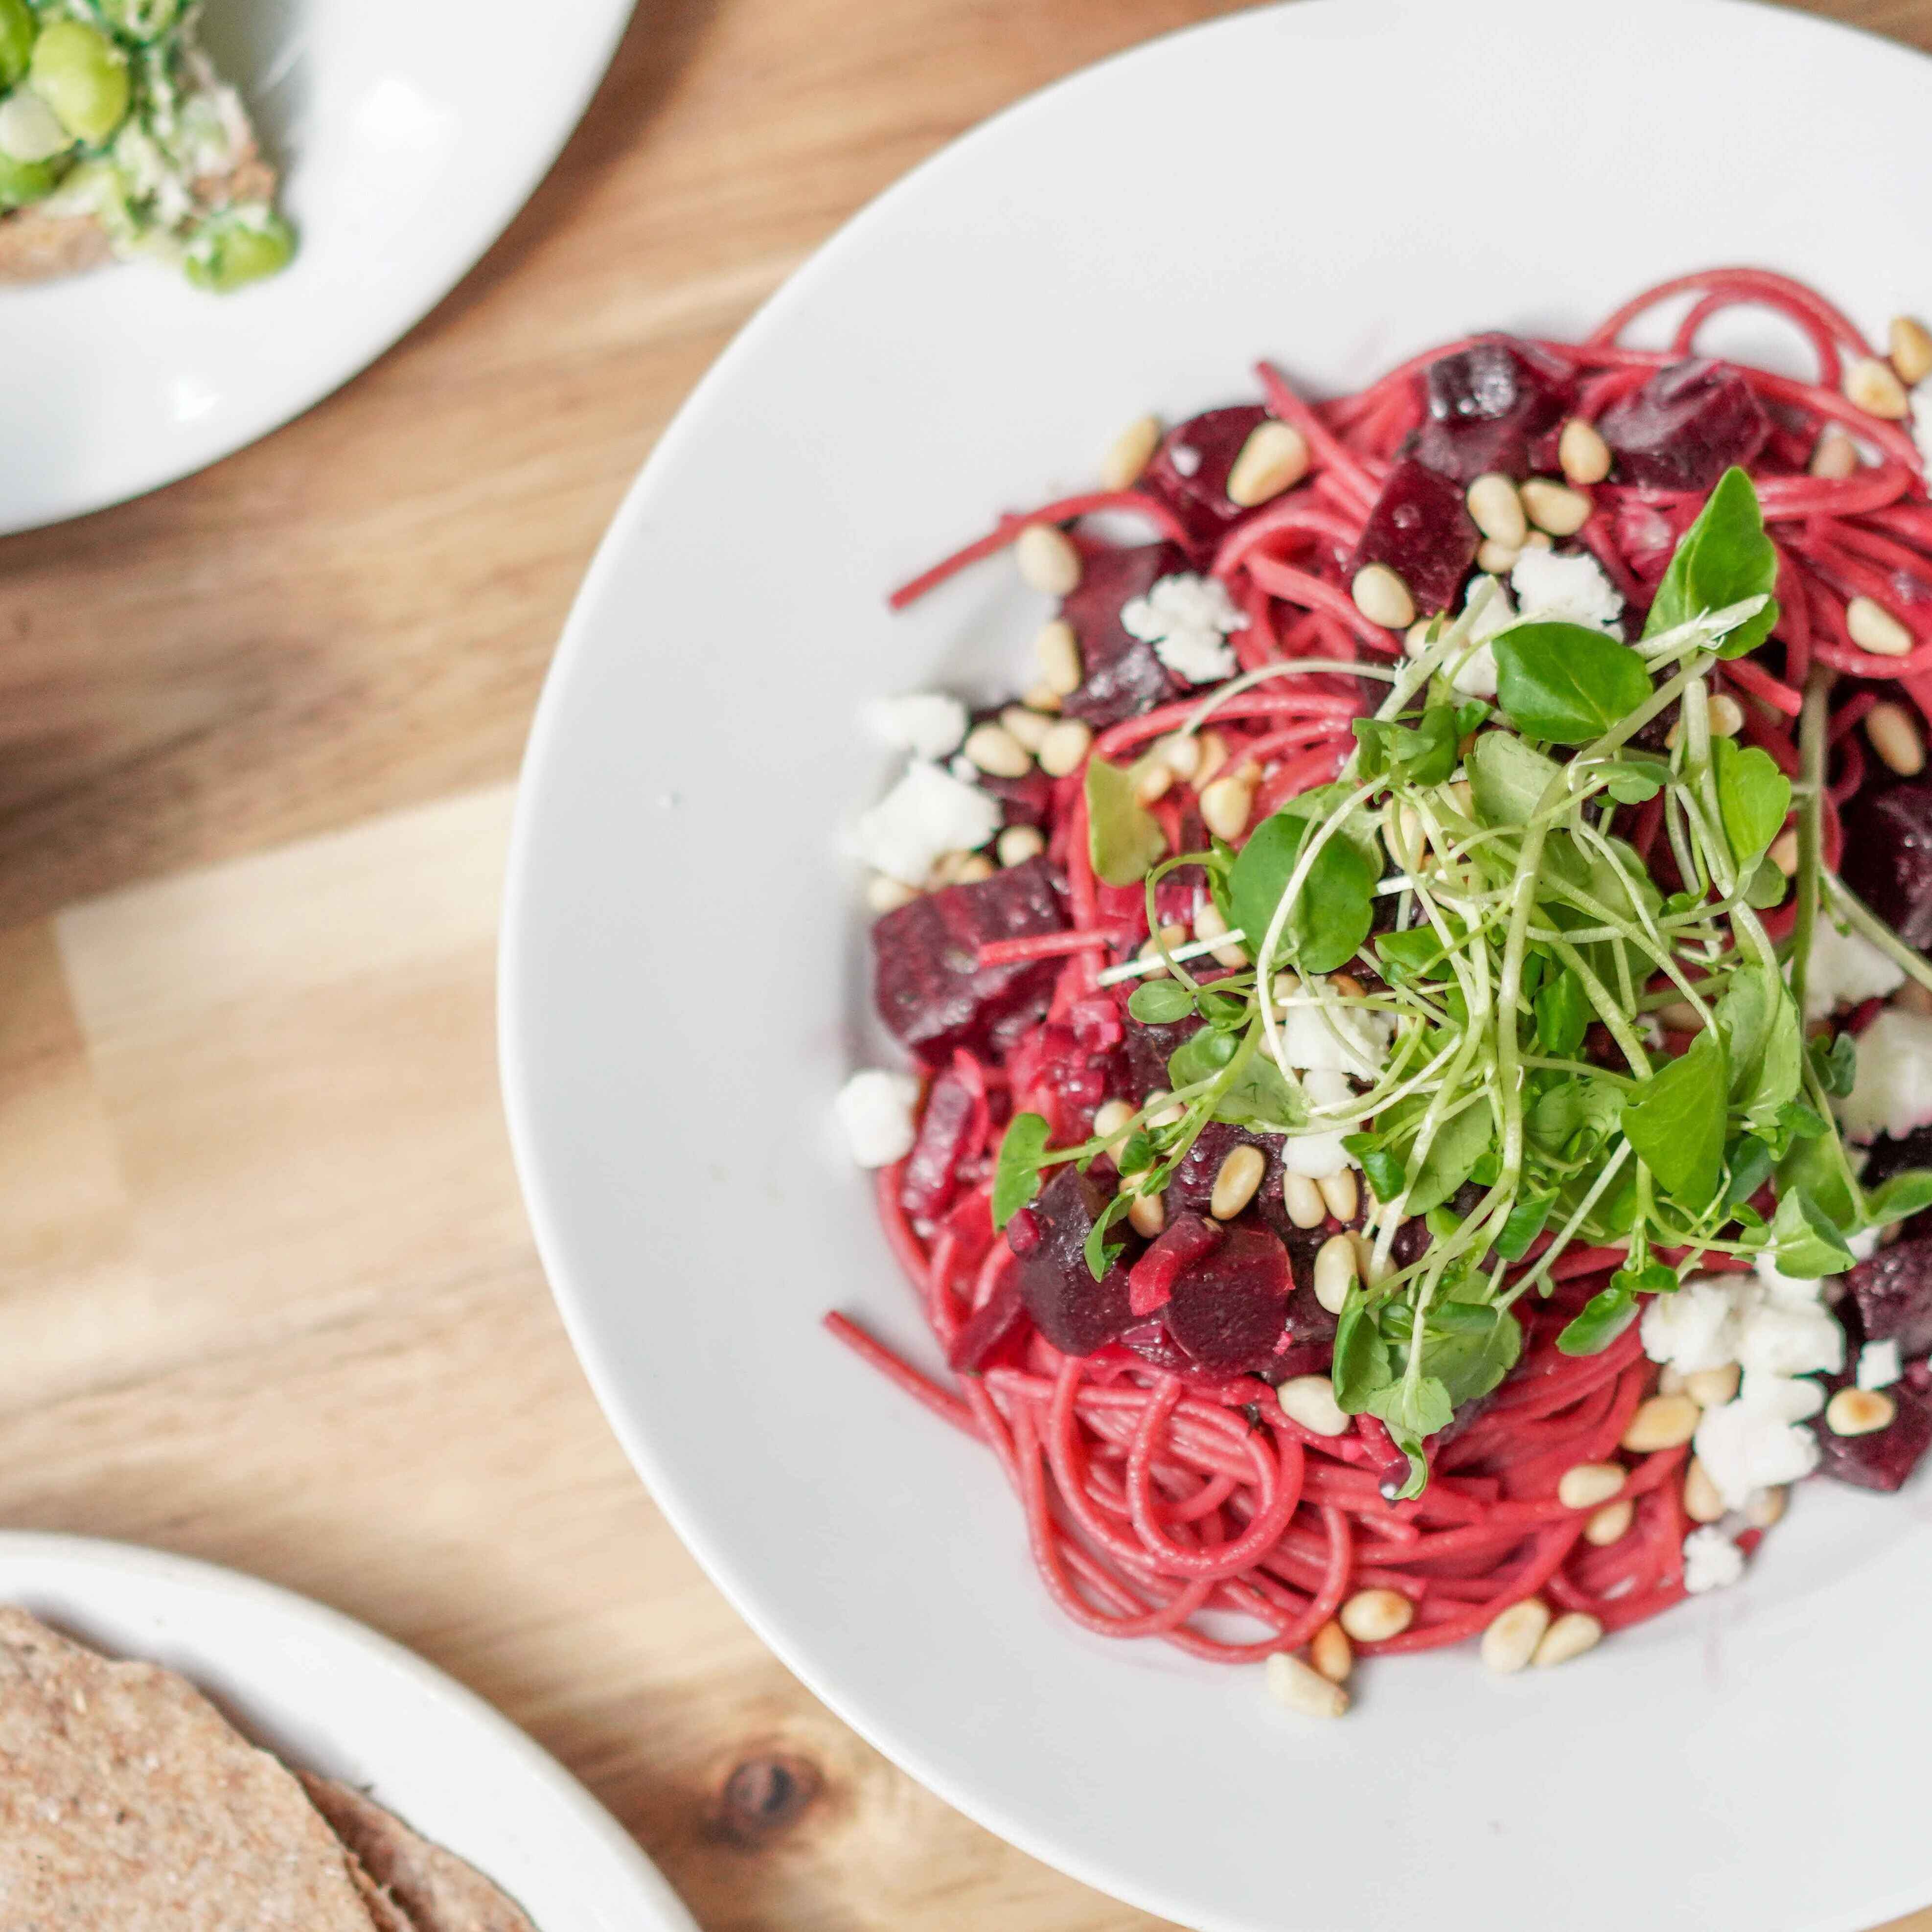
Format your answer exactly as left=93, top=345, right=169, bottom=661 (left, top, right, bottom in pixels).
left=711, top=1751, right=821, bottom=1845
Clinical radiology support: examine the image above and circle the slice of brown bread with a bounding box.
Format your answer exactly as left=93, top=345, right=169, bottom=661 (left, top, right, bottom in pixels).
left=0, top=1606, right=393, bottom=1930
left=299, top=1773, right=540, bottom=1932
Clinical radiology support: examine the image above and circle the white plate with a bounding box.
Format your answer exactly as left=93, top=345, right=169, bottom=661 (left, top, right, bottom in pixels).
left=0, top=1533, right=697, bottom=1932
left=501, top=5, right=1932, bottom=1929
left=0, top=0, right=635, bottom=534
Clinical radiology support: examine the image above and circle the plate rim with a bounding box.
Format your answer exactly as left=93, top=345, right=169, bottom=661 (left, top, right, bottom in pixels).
left=0, top=1529, right=698, bottom=1932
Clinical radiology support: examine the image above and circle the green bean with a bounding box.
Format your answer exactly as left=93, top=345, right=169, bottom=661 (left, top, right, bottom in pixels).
left=29, top=21, right=130, bottom=146
left=184, top=209, right=296, bottom=293
left=0, top=0, right=33, bottom=92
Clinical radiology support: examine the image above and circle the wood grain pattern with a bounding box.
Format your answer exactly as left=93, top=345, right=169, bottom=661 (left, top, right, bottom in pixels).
left=0, top=2, right=1926, bottom=1927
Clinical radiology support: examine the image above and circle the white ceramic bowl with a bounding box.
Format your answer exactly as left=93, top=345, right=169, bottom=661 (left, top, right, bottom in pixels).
left=0, top=0, right=635, bottom=534
left=502, top=6, right=1932, bottom=1927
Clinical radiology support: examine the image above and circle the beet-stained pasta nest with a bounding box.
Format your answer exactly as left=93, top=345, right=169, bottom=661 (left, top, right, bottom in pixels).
left=832, top=268, right=1932, bottom=1709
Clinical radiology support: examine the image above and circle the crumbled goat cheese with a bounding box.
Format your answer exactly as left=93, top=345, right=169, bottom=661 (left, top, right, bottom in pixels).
left=1407, top=576, right=1512, bottom=698
left=1169, top=444, right=1202, bottom=478
left=1738, top=1370, right=1825, bottom=1424
left=1510, top=548, right=1626, bottom=634
left=867, top=691, right=969, bottom=760
left=855, top=761, right=1003, bottom=886
left=1640, top=1274, right=1742, bottom=1374
left=1836, top=1007, right=1932, bottom=1143
left=1121, top=574, right=1249, bottom=686
left=1734, top=1298, right=1845, bottom=1379
left=835, top=1069, right=921, bottom=1167
left=1694, top=1389, right=1822, bottom=1509
left=1276, top=999, right=1396, bottom=1081
left=1682, top=1527, right=1748, bottom=1595
left=1801, top=915, right=1906, bottom=1021
left=1859, top=1337, right=1904, bottom=1391
left=1278, top=1066, right=1356, bottom=1175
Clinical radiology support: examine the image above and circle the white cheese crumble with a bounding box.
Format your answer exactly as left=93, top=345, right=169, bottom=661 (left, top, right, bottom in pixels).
left=1121, top=574, right=1249, bottom=686
left=1276, top=998, right=1396, bottom=1081
left=1859, top=1337, right=1904, bottom=1391
left=1682, top=1527, right=1747, bottom=1595
left=1278, top=1066, right=1357, bottom=1175
left=834, top=1069, right=921, bottom=1167
left=1640, top=1274, right=1741, bottom=1374
left=1509, top=548, right=1626, bottom=634
left=1800, top=916, right=1906, bottom=1021
left=867, top=691, right=968, bottom=760
left=1694, top=1389, right=1822, bottom=1509
left=855, top=761, right=1002, bottom=886
left=1169, top=444, right=1202, bottom=478
left=1835, top=1007, right=1932, bottom=1143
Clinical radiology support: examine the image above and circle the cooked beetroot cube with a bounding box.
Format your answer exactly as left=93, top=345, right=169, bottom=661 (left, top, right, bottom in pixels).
left=1010, top=1165, right=1138, bottom=1356
left=1111, top=1009, right=1204, bottom=1104
left=977, top=766, right=1055, bottom=831
left=1349, top=459, right=1480, bottom=616
left=1843, top=1236, right=1932, bottom=1358
left=1058, top=541, right=1191, bottom=729
left=1127, top=1211, right=1223, bottom=1317
left=1813, top=1376, right=1932, bottom=1492
left=872, top=856, right=1064, bottom=1059
left=948, top=1269, right=1025, bottom=1372
left=1596, top=359, right=1771, bottom=491
left=1857, top=1127, right=1932, bottom=1242
left=1410, top=336, right=1576, bottom=484
left=1839, top=780, right=1932, bottom=951
left=898, top=1060, right=987, bottom=1220
left=1164, top=1223, right=1293, bottom=1372
left=1141, top=405, right=1270, bottom=551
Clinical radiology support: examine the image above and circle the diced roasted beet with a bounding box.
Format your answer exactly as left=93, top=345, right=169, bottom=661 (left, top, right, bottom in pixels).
left=1813, top=1375, right=1932, bottom=1492
left=1128, top=1212, right=1223, bottom=1317
left=1164, top=1223, right=1294, bottom=1373
left=976, top=766, right=1056, bottom=831
left=1007, top=1020, right=1110, bottom=1144
left=1596, top=359, right=1771, bottom=492
left=1857, top=1126, right=1932, bottom=1242
left=1140, top=405, right=1270, bottom=551
left=1410, top=336, right=1576, bottom=484
left=1839, top=780, right=1932, bottom=951
left=1349, top=459, right=1480, bottom=616
left=1058, top=542, right=1191, bottom=730
left=1113, top=1009, right=1204, bottom=1104
left=948, top=1269, right=1025, bottom=1372
left=873, top=857, right=1065, bottom=1060
left=1842, top=1237, right=1932, bottom=1359
left=898, top=1059, right=988, bottom=1220
left=1010, top=1165, right=1138, bottom=1356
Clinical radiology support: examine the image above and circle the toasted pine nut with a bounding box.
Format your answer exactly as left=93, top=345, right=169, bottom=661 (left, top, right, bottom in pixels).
left=1194, top=900, right=1250, bottom=967
left=1016, top=523, right=1081, bottom=595
left=964, top=722, right=1033, bottom=778
left=1846, top=354, right=1911, bottom=420
left=1022, top=682, right=1063, bottom=713
left=1893, top=315, right=1932, bottom=388
left=1127, top=1190, right=1165, bottom=1238
left=927, top=850, right=972, bottom=887
left=1481, top=1597, right=1551, bottom=1674
left=1154, top=732, right=1200, bottom=781
left=1584, top=1498, right=1634, bottom=1547
left=1656, top=1000, right=1703, bottom=1033
left=1683, top=1458, right=1727, bottom=1525
left=997, top=824, right=1045, bottom=868
left=1866, top=699, right=1927, bottom=776
left=1136, top=922, right=1190, bottom=978
left=1037, top=718, right=1093, bottom=778
left=1283, top=1172, right=1326, bottom=1230
left=1557, top=1462, right=1625, bottom=1511
left=1309, top=1619, right=1353, bottom=1684
left=1035, top=619, right=1083, bottom=696
left=1265, top=1649, right=1349, bottom=1719
left=1532, top=1611, right=1603, bottom=1669
left=1405, top=616, right=1438, bottom=654
left=1093, top=1100, right=1135, bottom=1146
left=1226, top=420, right=1311, bottom=507
left=1520, top=478, right=1591, bottom=536
left=1825, top=1386, right=1896, bottom=1436
left=1708, top=693, right=1744, bottom=737
left=1475, top=538, right=1521, bottom=575
left=1329, top=971, right=1366, bottom=1000
left=1142, top=1088, right=1184, bottom=1128
left=1657, top=1364, right=1689, bottom=1397
left=1769, top=829, right=1800, bottom=876
left=1001, top=704, right=1054, bottom=753
left=1685, top=1363, right=1741, bottom=1408
left=1210, top=1145, right=1266, bottom=1220
left=1312, top=1233, right=1357, bottom=1314
left=955, top=854, right=995, bottom=883
left=1278, top=1375, right=1351, bottom=1438
left=1317, top=1169, right=1359, bottom=1224
left=1621, top=1393, right=1701, bottom=1452
left=1746, top=1485, right=1788, bottom=1529
left=1559, top=418, right=1613, bottom=485
left=1339, top=1588, right=1414, bottom=1643
left=867, top=874, right=919, bottom=913
left=1131, top=758, right=1174, bottom=805
left=1466, top=473, right=1528, bottom=546
left=1810, top=424, right=1860, bottom=479
left=1900, top=977, right=1932, bottom=1016
left=1352, top=562, right=1415, bottom=631
left=1192, top=730, right=1231, bottom=788
left=1200, top=773, right=1254, bottom=842
left=1848, top=595, right=1915, bottom=658
left=1100, top=413, right=1162, bottom=491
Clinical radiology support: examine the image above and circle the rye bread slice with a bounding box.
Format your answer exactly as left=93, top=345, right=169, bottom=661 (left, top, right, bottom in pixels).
left=299, top=1773, right=540, bottom=1932
left=0, top=1606, right=389, bottom=1931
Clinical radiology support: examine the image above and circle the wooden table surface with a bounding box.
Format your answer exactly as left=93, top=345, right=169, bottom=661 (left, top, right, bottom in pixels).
left=0, top=1, right=1927, bottom=1925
